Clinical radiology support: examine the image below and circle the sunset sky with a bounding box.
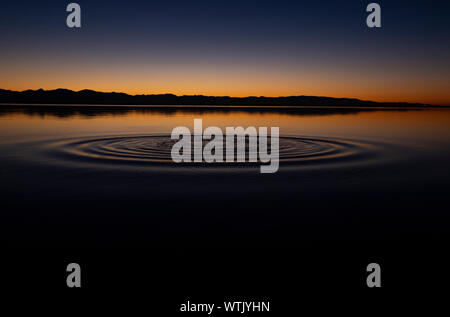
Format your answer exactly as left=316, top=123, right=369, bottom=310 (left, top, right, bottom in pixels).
left=0, top=0, right=449, bottom=105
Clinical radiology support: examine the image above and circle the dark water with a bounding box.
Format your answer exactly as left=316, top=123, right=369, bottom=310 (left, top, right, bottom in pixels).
left=1, top=106, right=450, bottom=249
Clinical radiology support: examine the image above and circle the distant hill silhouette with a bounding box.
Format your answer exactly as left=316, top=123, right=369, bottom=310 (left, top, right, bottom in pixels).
left=0, top=88, right=437, bottom=107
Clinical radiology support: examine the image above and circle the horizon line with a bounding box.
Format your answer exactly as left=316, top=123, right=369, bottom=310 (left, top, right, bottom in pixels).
left=1, top=87, right=447, bottom=107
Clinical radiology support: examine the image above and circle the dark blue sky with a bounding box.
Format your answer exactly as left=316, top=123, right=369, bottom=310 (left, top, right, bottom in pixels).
left=1, top=0, right=449, bottom=104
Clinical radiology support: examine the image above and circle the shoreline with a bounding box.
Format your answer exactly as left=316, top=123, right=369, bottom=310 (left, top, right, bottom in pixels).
left=1, top=103, right=448, bottom=109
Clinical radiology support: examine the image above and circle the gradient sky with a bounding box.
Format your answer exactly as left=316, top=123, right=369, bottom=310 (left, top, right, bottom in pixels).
left=0, top=0, right=449, bottom=104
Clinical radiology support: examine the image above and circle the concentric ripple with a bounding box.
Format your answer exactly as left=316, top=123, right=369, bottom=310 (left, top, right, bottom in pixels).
left=42, top=134, right=385, bottom=172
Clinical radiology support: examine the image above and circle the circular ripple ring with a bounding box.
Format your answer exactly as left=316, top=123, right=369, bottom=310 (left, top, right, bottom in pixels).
left=45, top=134, right=380, bottom=171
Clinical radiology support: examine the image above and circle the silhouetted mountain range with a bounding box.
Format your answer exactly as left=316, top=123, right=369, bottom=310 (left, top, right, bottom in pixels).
left=0, top=88, right=438, bottom=107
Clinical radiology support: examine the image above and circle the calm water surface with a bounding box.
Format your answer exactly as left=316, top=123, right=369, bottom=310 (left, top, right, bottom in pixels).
left=1, top=106, right=449, bottom=248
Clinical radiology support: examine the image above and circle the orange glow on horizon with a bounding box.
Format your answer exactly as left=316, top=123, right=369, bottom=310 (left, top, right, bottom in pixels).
left=1, top=61, right=449, bottom=105
left=1, top=83, right=448, bottom=105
